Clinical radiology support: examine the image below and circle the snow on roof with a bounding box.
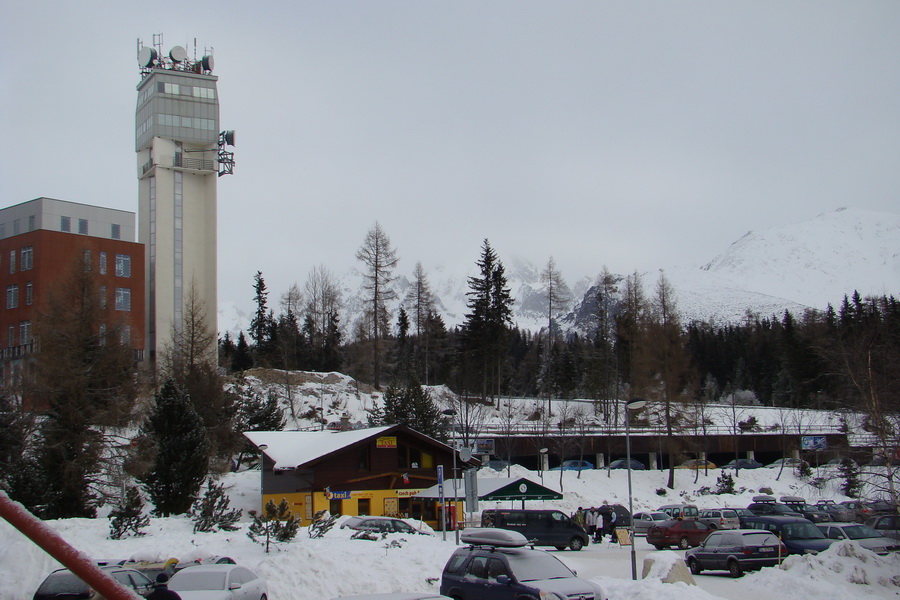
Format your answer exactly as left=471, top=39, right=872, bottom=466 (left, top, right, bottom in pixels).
left=244, top=426, right=395, bottom=470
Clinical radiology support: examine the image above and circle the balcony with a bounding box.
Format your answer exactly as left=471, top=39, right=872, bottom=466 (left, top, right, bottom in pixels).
left=173, top=154, right=216, bottom=172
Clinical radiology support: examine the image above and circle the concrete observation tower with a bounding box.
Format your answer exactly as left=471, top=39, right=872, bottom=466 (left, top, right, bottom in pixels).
left=135, top=35, right=234, bottom=369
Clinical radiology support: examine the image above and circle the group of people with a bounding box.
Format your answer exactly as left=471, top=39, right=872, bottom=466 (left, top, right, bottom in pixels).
left=573, top=505, right=619, bottom=544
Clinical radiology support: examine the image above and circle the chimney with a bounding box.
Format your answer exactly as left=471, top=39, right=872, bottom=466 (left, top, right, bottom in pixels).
left=340, top=413, right=350, bottom=431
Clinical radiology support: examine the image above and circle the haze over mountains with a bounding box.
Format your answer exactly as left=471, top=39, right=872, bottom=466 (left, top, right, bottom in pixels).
left=219, top=207, right=899, bottom=338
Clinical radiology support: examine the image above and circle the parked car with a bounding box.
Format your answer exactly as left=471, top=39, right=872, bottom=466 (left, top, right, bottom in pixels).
left=765, top=458, right=809, bottom=471
left=340, top=516, right=426, bottom=535
left=721, top=458, right=764, bottom=470
left=480, top=508, right=590, bottom=551
left=684, top=529, right=787, bottom=577
left=657, top=504, right=700, bottom=521
left=814, top=500, right=856, bottom=523
left=440, top=528, right=605, bottom=600
left=607, top=459, right=645, bottom=470
left=747, top=495, right=803, bottom=518
left=173, top=556, right=237, bottom=572
left=839, top=500, right=877, bottom=523
left=675, top=459, right=717, bottom=470
left=119, top=558, right=179, bottom=581
left=742, top=516, right=835, bottom=555
left=865, top=514, right=900, bottom=541
left=551, top=459, right=594, bottom=471
left=698, top=508, right=740, bottom=530
left=632, top=511, right=669, bottom=535
left=816, top=522, right=900, bottom=555
left=865, top=454, right=900, bottom=467
left=822, top=457, right=858, bottom=469
left=647, top=519, right=712, bottom=549
left=779, top=496, right=833, bottom=523
left=728, top=507, right=757, bottom=527
left=33, top=566, right=155, bottom=600
left=168, top=564, right=268, bottom=600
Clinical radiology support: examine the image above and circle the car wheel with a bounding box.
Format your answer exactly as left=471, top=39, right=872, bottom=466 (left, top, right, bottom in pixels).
left=653, top=544, right=665, bottom=550
left=569, top=537, right=585, bottom=551
left=708, top=523, right=718, bottom=529
left=554, top=545, right=566, bottom=551
left=678, top=537, right=690, bottom=550
left=728, top=559, right=743, bottom=578
left=260, top=596, right=268, bottom=600
left=688, top=558, right=702, bottom=575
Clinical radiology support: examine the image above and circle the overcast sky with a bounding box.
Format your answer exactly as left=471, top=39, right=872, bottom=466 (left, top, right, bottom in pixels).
left=2, top=2, right=899, bottom=315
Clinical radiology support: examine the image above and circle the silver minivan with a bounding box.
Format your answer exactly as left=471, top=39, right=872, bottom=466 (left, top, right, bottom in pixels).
left=658, top=503, right=700, bottom=520
left=699, top=508, right=740, bottom=530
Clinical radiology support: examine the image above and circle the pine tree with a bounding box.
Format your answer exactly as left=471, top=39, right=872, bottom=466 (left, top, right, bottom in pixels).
left=140, top=380, right=210, bottom=516
left=249, top=271, right=271, bottom=351
left=461, top=239, right=513, bottom=400
left=108, top=486, right=150, bottom=539
left=247, top=499, right=300, bottom=552
left=190, top=478, right=242, bottom=533
left=231, top=331, right=254, bottom=372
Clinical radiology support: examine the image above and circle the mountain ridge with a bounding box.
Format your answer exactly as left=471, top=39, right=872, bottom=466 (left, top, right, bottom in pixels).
left=219, top=206, right=899, bottom=338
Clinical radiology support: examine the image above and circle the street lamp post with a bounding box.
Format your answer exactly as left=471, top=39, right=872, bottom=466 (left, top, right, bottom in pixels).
left=539, top=447, right=548, bottom=483
left=625, top=398, right=646, bottom=581
left=257, top=444, right=269, bottom=514
left=442, top=409, right=460, bottom=544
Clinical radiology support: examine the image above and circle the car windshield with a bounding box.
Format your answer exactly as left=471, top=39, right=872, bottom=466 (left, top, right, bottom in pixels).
left=651, top=512, right=668, bottom=520
left=842, top=525, right=882, bottom=539
left=170, top=571, right=227, bottom=591
left=508, top=552, right=576, bottom=582
left=37, top=572, right=86, bottom=595
left=782, top=522, right=826, bottom=540
left=772, top=505, right=797, bottom=514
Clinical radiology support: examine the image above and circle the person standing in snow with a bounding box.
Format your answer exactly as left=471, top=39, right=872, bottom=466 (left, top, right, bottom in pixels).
left=585, top=507, right=597, bottom=540
left=147, top=573, right=181, bottom=600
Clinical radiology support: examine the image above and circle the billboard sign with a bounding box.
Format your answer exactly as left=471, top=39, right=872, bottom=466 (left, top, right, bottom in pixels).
left=801, top=435, right=827, bottom=451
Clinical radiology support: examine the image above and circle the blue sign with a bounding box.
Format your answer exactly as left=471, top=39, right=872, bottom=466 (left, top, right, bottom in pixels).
left=801, top=436, right=827, bottom=450
left=437, top=465, right=444, bottom=485
left=330, top=490, right=352, bottom=500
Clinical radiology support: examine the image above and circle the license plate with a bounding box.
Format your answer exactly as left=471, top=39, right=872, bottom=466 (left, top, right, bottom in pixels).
left=759, top=547, right=775, bottom=553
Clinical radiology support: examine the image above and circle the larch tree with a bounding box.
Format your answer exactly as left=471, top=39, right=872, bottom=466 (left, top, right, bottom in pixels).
left=404, top=261, right=436, bottom=384
left=540, top=256, right=571, bottom=412
left=355, top=222, right=399, bottom=390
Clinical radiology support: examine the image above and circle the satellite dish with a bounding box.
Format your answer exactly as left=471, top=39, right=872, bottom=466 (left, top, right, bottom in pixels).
left=169, top=45, right=187, bottom=63
left=222, top=130, right=236, bottom=146
left=201, top=55, right=215, bottom=72
left=138, top=46, right=157, bottom=68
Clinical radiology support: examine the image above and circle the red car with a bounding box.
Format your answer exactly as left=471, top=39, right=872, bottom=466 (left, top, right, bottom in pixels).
left=647, top=519, right=713, bottom=549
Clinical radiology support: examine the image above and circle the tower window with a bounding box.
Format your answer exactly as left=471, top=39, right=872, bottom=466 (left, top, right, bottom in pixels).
left=8, top=250, right=15, bottom=274
left=115, top=254, right=131, bottom=278
left=26, top=282, right=33, bottom=306
left=6, top=285, right=19, bottom=309
left=83, top=250, right=91, bottom=271
left=60, top=216, right=71, bottom=232
left=78, top=219, right=88, bottom=235
left=99, top=252, right=107, bottom=275
left=21, top=247, right=33, bottom=271
left=28, top=216, right=35, bottom=232
left=19, top=321, right=31, bottom=344
left=99, top=285, right=107, bottom=308
left=111, top=223, right=121, bottom=240
left=115, top=288, right=131, bottom=311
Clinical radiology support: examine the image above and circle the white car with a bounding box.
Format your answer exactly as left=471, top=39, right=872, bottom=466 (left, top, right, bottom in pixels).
left=169, top=564, right=268, bottom=600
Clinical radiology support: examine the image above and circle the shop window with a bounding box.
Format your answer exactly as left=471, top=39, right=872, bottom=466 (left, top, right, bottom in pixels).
left=329, top=499, right=342, bottom=516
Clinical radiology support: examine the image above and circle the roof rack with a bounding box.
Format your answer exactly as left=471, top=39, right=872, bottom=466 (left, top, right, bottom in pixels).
left=460, top=528, right=530, bottom=548
left=752, top=495, right=776, bottom=503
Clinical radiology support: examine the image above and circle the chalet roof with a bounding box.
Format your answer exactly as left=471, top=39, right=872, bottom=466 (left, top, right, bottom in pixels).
left=244, top=425, right=451, bottom=470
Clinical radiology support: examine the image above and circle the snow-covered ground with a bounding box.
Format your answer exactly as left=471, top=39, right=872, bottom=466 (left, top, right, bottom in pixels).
left=3, top=465, right=899, bottom=600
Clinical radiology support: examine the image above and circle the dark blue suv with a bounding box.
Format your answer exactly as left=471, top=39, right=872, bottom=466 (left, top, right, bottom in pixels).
left=742, top=516, right=835, bottom=555
left=440, top=528, right=605, bottom=600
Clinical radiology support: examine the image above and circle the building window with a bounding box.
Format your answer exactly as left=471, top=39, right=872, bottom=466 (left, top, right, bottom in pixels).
left=19, top=321, right=31, bottom=344
left=115, top=288, right=131, bottom=311
left=115, top=254, right=131, bottom=278
left=111, top=223, right=121, bottom=240
left=6, top=285, right=19, bottom=309
left=99, top=285, right=107, bottom=308
left=7, top=325, right=13, bottom=347
left=61, top=216, right=71, bottom=232
left=28, top=215, right=35, bottom=232
left=83, top=249, right=91, bottom=271
left=357, top=498, right=371, bottom=516
left=98, top=323, right=107, bottom=345
left=8, top=250, right=15, bottom=274
left=20, top=247, right=33, bottom=271
left=13, top=220, right=20, bottom=235
left=25, top=282, right=32, bottom=306
left=120, top=326, right=131, bottom=345
left=78, top=219, right=88, bottom=235
left=99, top=252, right=107, bottom=275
